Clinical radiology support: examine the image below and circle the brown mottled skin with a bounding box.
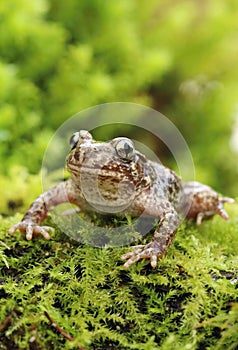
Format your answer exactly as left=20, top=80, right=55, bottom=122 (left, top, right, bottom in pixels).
left=9, top=130, right=235, bottom=268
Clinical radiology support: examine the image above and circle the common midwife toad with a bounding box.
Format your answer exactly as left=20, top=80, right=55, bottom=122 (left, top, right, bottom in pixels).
left=9, top=130, right=234, bottom=268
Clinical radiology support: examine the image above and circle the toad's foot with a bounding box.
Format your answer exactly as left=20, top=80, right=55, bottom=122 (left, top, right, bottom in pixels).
left=216, top=197, right=235, bottom=219
left=121, top=241, right=164, bottom=268
left=182, top=181, right=235, bottom=225
left=196, top=196, right=235, bottom=226
left=9, top=221, right=54, bottom=240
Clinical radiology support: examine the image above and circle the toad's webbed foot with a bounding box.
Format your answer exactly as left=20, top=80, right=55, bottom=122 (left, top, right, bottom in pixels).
left=182, top=181, right=235, bottom=225
left=121, top=205, right=180, bottom=268
left=9, top=221, right=54, bottom=240
left=121, top=241, right=165, bottom=268
left=196, top=196, right=235, bottom=225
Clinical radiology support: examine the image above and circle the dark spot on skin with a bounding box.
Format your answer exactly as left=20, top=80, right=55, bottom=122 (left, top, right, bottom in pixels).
left=168, top=177, right=174, bottom=184
left=73, top=152, right=80, bottom=162
left=168, top=185, right=174, bottom=194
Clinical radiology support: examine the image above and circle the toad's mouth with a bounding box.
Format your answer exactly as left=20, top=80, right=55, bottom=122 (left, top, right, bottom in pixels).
left=67, top=162, right=133, bottom=180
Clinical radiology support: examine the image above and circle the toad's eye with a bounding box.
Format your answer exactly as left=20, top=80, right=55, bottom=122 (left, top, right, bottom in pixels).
left=115, top=139, right=135, bottom=161
left=69, top=130, right=93, bottom=149
left=69, top=132, right=80, bottom=150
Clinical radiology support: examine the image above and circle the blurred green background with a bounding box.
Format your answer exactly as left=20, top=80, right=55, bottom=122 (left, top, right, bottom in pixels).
left=0, top=0, right=237, bottom=215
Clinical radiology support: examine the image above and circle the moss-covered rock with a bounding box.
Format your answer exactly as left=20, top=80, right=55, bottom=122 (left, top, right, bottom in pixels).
left=0, top=202, right=237, bottom=349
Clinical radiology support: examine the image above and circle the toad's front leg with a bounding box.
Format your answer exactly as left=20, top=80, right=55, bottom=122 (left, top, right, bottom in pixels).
left=121, top=205, right=180, bottom=268
left=9, top=180, right=76, bottom=240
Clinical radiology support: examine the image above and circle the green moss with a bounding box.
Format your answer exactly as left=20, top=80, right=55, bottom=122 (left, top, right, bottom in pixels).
left=0, top=203, right=237, bottom=349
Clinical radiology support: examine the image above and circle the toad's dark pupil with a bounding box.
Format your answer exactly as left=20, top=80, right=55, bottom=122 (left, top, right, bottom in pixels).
left=124, top=142, right=132, bottom=156
left=70, top=134, right=78, bottom=149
